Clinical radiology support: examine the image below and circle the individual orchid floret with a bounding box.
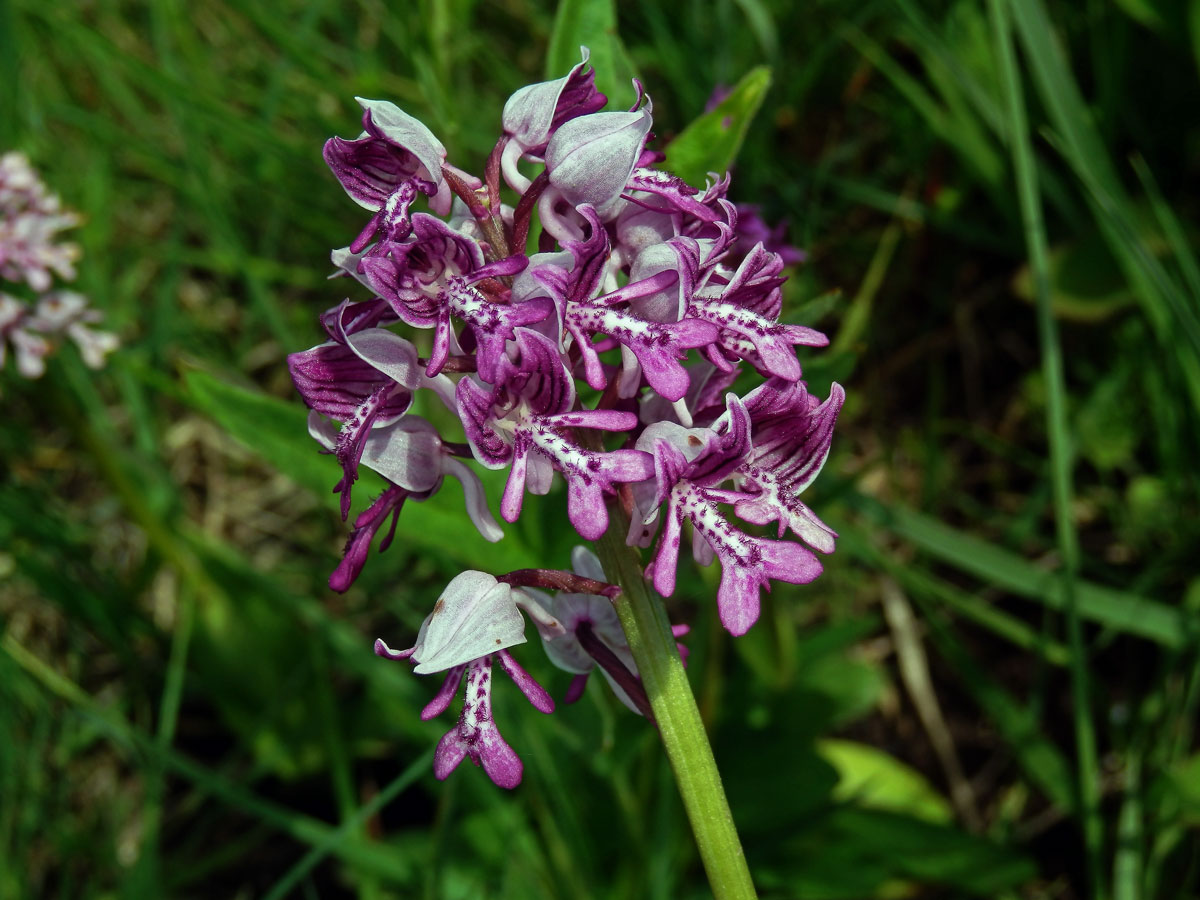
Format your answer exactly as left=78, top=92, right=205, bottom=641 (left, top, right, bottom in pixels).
left=527, top=547, right=675, bottom=718
left=0, top=152, right=83, bottom=292
left=358, top=214, right=549, bottom=380
left=0, top=293, right=50, bottom=378
left=457, top=328, right=653, bottom=540
left=28, top=291, right=119, bottom=370
left=324, top=99, right=461, bottom=251
left=542, top=88, right=653, bottom=226
left=637, top=394, right=824, bottom=636
left=288, top=310, right=456, bottom=517
left=687, top=240, right=828, bottom=380
left=501, top=47, right=607, bottom=192
left=529, top=204, right=719, bottom=402
left=307, top=411, right=503, bottom=590
left=733, top=378, right=846, bottom=554
left=375, top=572, right=553, bottom=788
left=326, top=484, right=409, bottom=592
left=612, top=172, right=732, bottom=264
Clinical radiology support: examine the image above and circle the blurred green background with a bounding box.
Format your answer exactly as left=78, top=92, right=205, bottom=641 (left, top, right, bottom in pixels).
left=2, top=0, right=1199, bottom=897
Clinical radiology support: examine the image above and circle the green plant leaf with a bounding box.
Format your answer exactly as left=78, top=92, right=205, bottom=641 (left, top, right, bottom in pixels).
left=849, top=492, right=1190, bottom=647
left=661, top=65, right=772, bottom=187
left=184, top=368, right=336, bottom=496
left=546, top=0, right=636, bottom=110
left=818, top=738, right=954, bottom=824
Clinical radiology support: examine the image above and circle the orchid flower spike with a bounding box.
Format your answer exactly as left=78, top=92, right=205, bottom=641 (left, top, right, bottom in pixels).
left=293, top=51, right=843, bottom=786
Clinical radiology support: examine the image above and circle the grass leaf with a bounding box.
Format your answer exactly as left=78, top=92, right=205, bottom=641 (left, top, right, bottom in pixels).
left=661, top=65, right=771, bottom=188
left=546, top=0, right=636, bottom=110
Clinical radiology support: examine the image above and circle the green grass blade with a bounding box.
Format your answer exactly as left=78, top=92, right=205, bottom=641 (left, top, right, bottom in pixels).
left=260, top=753, right=430, bottom=900
left=990, top=1, right=1102, bottom=894
left=1113, top=753, right=1143, bottom=900
left=847, top=494, right=1187, bottom=647
left=840, top=23, right=1004, bottom=190
left=838, top=525, right=1072, bottom=666
left=660, top=64, right=772, bottom=188
left=1, top=632, right=429, bottom=885
left=1007, top=0, right=1200, bottom=414
left=917, top=603, right=1076, bottom=812
left=1130, top=153, right=1200, bottom=303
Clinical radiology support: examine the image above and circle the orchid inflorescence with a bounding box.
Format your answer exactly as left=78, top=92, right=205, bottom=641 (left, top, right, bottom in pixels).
left=288, top=50, right=844, bottom=788
left=0, top=151, right=117, bottom=378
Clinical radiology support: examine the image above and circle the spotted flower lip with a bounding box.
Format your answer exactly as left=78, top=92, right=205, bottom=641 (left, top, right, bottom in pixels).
left=636, top=394, right=825, bottom=636
left=375, top=571, right=554, bottom=788
left=527, top=205, right=720, bottom=402
left=732, top=378, right=845, bottom=554
left=457, top=328, right=654, bottom=540
left=427, top=651, right=553, bottom=788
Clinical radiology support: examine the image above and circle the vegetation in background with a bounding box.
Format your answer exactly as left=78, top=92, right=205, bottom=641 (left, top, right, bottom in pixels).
left=1, top=0, right=1197, bottom=897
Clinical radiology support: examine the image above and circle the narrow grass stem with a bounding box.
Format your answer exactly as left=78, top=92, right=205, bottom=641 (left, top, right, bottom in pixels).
left=990, top=2, right=1104, bottom=895
left=592, top=506, right=757, bottom=900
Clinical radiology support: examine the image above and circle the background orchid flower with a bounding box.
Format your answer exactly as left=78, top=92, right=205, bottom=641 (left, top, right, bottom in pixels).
left=0, top=152, right=116, bottom=379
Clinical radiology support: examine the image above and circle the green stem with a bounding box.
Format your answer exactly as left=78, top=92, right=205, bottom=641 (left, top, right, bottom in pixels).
left=592, top=507, right=757, bottom=900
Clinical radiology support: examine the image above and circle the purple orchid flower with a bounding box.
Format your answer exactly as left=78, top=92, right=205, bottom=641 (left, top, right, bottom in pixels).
left=298, top=56, right=845, bottom=790
left=528, top=205, right=719, bottom=401
left=457, top=328, right=653, bottom=540
left=733, top=378, right=845, bottom=554
left=324, top=99, right=457, bottom=251
left=542, top=87, right=654, bottom=225
left=288, top=304, right=456, bottom=518
left=636, top=394, right=824, bottom=636
left=685, top=240, right=828, bottom=380
left=306, top=410, right=503, bottom=590
left=357, top=214, right=550, bottom=381
left=501, top=48, right=608, bottom=192
left=375, top=571, right=553, bottom=788
left=524, top=546, right=689, bottom=716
